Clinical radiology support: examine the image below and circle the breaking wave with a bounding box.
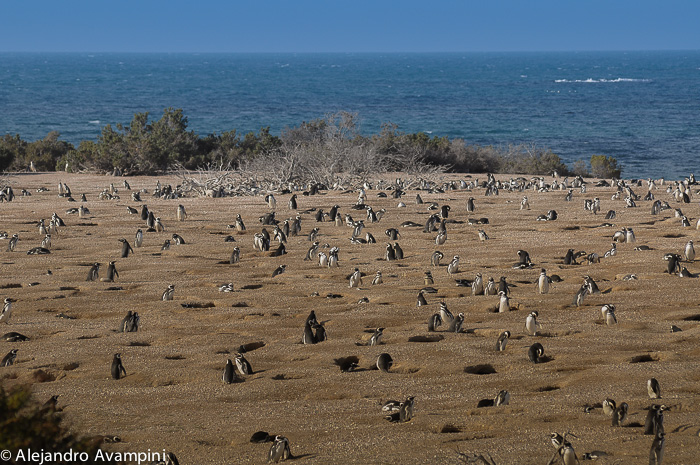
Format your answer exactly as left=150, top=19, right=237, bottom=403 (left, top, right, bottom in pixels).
left=554, top=78, right=652, bottom=83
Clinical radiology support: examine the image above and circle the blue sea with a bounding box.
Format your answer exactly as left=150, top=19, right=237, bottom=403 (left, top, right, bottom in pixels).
left=1, top=51, right=699, bottom=179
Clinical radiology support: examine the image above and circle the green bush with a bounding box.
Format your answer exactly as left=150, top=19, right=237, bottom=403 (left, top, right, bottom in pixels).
left=590, top=154, right=622, bottom=179
left=0, top=385, right=116, bottom=463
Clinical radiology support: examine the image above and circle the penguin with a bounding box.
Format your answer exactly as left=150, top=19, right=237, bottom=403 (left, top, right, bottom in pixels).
left=448, top=312, right=464, bottom=333
left=0, top=298, right=13, bottom=325
left=494, top=390, right=510, bottom=406
left=2, top=332, right=28, bottom=342
left=302, top=319, right=316, bottom=345
left=648, top=378, right=661, bottom=399
left=385, top=243, right=396, bottom=261
left=625, top=227, right=636, bottom=243
left=440, top=204, right=450, bottom=219
left=288, top=194, right=297, bottom=210
left=525, top=311, right=539, bottom=336
left=7, top=234, right=18, bottom=252
left=134, top=229, right=143, bottom=248
left=1, top=348, right=18, bottom=366
left=585, top=275, right=601, bottom=294
left=86, top=262, right=100, bottom=281
left=431, top=251, right=443, bottom=267
left=172, top=233, right=185, bottom=245
left=176, top=204, right=187, bottom=221
left=147, top=211, right=156, bottom=230
left=111, top=353, right=126, bottom=380
left=528, top=342, right=544, bottom=363
left=120, top=311, right=133, bottom=332
left=538, top=269, right=551, bottom=294
left=497, top=291, right=510, bottom=313
left=573, top=284, right=588, bottom=307
left=328, top=247, right=339, bottom=267
left=222, top=359, right=237, bottom=384
left=230, top=247, right=240, bottom=264
left=424, top=270, right=434, bottom=285
left=564, top=249, right=577, bottom=265
left=434, top=230, right=447, bottom=246
left=471, top=273, right=484, bottom=295
left=162, top=284, right=175, bottom=301
left=105, top=260, right=119, bottom=282
left=371, top=271, right=383, bottom=285
left=559, top=443, right=579, bottom=465
left=428, top=313, right=442, bottom=332
left=520, top=196, right=530, bottom=210
left=685, top=240, right=695, bottom=262
left=125, top=311, right=139, bottom=332
left=235, top=353, right=253, bottom=375
left=267, top=435, right=291, bottom=463
left=385, top=228, right=400, bottom=240
left=313, top=323, right=327, bottom=342
left=602, top=398, right=617, bottom=416
left=41, top=234, right=51, bottom=249
left=447, top=255, right=459, bottom=275
left=235, top=214, right=246, bottom=232
left=664, top=253, right=681, bottom=274
left=119, top=238, right=134, bottom=258
left=645, top=404, right=665, bottom=436
left=349, top=268, right=362, bottom=288
left=155, top=217, right=165, bottom=232
left=603, top=306, right=617, bottom=326
left=612, top=402, right=628, bottom=426
left=496, top=331, right=510, bottom=351
left=649, top=431, right=665, bottom=465
left=265, top=194, right=277, bottom=210
left=271, top=264, right=286, bottom=277
left=484, top=277, right=497, bottom=296
left=440, top=302, right=454, bottom=325
left=515, top=249, right=533, bottom=268
left=393, top=242, right=404, bottom=260
left=376, top=353, right=393, bottom=372
left=161, top=239, right=171, bottom=250
left=477, top=229, right=489, bottom=241
left=369, top=327, right=384, bottom=346
left=416, top=291, right=428, bottom=307
left=466, top=197, right=475, bottom=212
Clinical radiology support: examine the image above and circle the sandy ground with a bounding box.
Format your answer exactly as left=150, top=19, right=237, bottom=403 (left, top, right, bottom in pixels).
left=1, top=172, right=699, bottom=464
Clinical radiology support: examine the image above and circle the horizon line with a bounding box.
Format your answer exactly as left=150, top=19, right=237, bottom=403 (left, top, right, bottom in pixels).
left=1, top=48, right=699, bottom=55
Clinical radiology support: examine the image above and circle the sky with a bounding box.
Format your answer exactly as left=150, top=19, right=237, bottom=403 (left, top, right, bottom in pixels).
left=1, top=0, right=699, bottom=53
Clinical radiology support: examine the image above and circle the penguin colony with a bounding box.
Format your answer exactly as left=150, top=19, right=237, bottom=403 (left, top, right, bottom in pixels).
left=1, top=172, right=699, bottom=463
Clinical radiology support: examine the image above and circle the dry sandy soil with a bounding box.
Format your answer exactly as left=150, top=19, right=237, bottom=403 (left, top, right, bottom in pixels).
left=1, top=172, right=699, bottom=464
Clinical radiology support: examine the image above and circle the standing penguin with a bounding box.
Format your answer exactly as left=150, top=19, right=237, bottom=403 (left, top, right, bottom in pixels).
left=371, top=271, right=383, bottom=285
left=648, top=378, right=661, bottom=399
left=466, top=197, right=475, bottom=212
left=498, top=291, right=510, bottom=313
left=1, top=348, right=18, bottom=366
left=538, top=269, right=551, bottom=294
left=448, top=312, right=464, bottom=333
left=447, top=255, right=460, bottom=275
left=222, top=359, right=237, bottom=384
left=302, top=319, right=316, bottom=345
left=155, top=217, right=165, bottom=232
left=649, top=432, right=665, bottom=465
left=385, top=243, right=396, bottom=261
left=119, top=238, right=134, bottom=258
left=471, top=273, right=484, bottom=295
left=111, top=353, right=126, bottom=379
left=235, top=214, right=246, bottom=232
left=496, top=331, right=511, bottom=351
left=0, top=298, right=14, bottom=325
left=86, top=263, right=100, bottom=281
left=235, top=353, right=253, bottom=375
left=369, top=328, right=384, bottom=346
left=288, top=194, right=297, bottom=210
left=140, top=205, right=149, bottom=221
left=7, top=234, right=18, bottom=252
left=427, top=313, right=442, bottom=332
left=162, top=284, right=175, bottom=301
left=393, top=242, right=403, bottom=260
left=685, top=240, right=695, bottom=262
left=525, top=311, right=539, bottom=336
left=134, top=229, right=143, bottom=248
left=105, top=261, right=119, bottom=282
left=268, top=436, right=291, bottom=463
left=230, top=247, right=240, bottom=264
left=349, top=268, right=363, bottom=288
left=176, top=204, right=187, bottom=221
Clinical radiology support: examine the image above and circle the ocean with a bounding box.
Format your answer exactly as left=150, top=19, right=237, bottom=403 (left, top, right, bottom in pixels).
left=1, top=51, right=699, bottom=179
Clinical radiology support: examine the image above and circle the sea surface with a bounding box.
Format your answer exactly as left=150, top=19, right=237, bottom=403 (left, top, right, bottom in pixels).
left=1, top=51, right=699, bottom=179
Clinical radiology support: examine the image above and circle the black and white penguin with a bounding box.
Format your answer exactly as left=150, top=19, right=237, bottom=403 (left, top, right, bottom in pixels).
left=1, top=348, right=18, bottom=367
left=235, top=353, right=253, bottom=375
left=111, top=353, right=126, bottom=379
left=222, top=359, right=237, bottom=384
left=496, top=331, right=510, bottom=351
left=528, top=342, right=544, bottom=363
left=86, top=263, right=100, bottom=281
left=376, top=353, right=393, bottom=372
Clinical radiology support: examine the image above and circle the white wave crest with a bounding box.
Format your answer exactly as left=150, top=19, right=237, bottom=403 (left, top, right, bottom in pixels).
left=554, top=78, right=651, bottom=83
left=88, top=120, right=100, bottom=124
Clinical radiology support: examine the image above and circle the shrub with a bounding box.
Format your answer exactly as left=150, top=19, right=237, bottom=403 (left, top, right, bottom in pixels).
left=0, top=385, right=116, bottom=463
left=590, top=154, right=622, bottom=179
